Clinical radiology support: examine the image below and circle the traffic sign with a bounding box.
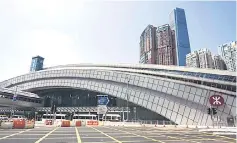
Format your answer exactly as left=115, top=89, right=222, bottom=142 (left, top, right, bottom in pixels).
left=97, top=105, right=108, bottom=114
left=209, top=95, right=224, bottom=106
left=97, top=95, right=110, bottom=106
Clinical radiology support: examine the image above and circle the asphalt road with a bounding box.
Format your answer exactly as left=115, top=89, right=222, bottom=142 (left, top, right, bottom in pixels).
left=0, top=126, right=236, bottom=143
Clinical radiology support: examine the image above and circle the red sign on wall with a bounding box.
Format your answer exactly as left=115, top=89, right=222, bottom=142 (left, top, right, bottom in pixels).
left=209, top=95, right=224, bottom=106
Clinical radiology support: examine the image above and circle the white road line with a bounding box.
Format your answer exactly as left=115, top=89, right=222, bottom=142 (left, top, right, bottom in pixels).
left=0, top=129, right=32, bottom=140
left=34, top=127, right=58, bottom=143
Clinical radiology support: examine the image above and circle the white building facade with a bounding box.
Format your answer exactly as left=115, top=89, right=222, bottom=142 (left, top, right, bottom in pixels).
left=198, top=49, right=213, bottom=69
left=219, top=41, right=236, bottom=72
left=186, top=51, right=200, bottom=68
left=213, top=55, right=226, bottom=70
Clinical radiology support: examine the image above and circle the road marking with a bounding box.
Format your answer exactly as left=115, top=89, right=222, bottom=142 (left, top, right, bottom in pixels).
left=201, top=132, right=237, bottom=141
left=75, top=127, right=82, bottom=143
left=34, top=127, right=58, bottom=143
left=104, top=126, right=165, bottom=143
left=0, top=129, right=31, bottom=140
left=90, top=126, right=122, bottom=143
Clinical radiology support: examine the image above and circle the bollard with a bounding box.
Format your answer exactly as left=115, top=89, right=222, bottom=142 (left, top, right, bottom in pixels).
left=13, top=119, right=26, bottom=129
left=75, top=121, right=81, bottom=127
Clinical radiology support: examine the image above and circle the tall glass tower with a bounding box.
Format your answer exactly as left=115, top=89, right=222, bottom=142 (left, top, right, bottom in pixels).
left=169, top=8, right=191, bottom=66
left=30, top=56, right=44, bottom=72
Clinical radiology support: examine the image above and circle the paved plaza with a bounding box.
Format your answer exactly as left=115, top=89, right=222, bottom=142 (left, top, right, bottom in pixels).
left=0, top=126, right=236, bottom=143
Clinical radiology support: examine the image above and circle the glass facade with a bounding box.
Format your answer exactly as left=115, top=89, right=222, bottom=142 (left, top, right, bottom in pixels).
left=139, top=25, right=157, bottom=64
left=30, top=56, right=44, bottom=72
left=170, top=8, right=191, bottom=66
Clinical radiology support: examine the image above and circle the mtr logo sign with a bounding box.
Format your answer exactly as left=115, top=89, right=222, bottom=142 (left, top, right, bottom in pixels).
left=209, top=95, right=224, bottom=106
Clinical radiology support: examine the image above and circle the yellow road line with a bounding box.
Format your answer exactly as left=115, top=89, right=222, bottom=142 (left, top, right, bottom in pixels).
left=75, top=127, right=82, bottom=143
left=90, top=126, right=122, bottom=143
left=0, top=129, right=32, bottom=140
left=104, top=126, right=165, bottom=143
left=35, top=127, right=58, bottom=143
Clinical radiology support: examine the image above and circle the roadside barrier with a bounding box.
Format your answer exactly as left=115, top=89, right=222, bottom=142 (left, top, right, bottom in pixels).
left=45, top=120, right=53, bottom=125
left=25, top=120, right=35, bottom=129
left=13, top=119, right=26, bottom=129
left=75, top=121, right=81, bottom=127
left=87, top=120, right=93, bottom=126
left=86, top=120, right=98, bottom=126
left=61, top=120, right=70, bottom=127
left=92, top=121, right=98, bottom=126
left=0, top=120, right=13, bottom=129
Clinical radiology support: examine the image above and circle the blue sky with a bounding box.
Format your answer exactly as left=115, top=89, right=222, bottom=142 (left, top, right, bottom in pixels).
left=0, top=0, right=235, bottom=81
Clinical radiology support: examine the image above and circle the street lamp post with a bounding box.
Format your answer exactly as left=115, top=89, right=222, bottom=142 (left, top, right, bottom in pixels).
left=11, top=85, right=18, bottom=117
left=126, top=77, right=130, bottom=121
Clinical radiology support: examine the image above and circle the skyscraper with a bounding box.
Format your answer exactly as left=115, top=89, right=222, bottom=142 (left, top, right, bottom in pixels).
left=213, top=55, right=226, bottom=70
left=219, top=41, right=236, bottom=72
left=139, top=25, right=157, bottom=64
left=198, top=49, right=213, bottom=69
left=186, top=51, right=200, bottom=68
left=169, top=8, right=191, bottom=66
left=30, top=56, right=44, bottom=72
left=156, top=24, right=176, bottom=65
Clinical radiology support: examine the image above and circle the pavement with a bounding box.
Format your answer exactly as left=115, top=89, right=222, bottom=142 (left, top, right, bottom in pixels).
left=0, top=126, right=236, bottom=143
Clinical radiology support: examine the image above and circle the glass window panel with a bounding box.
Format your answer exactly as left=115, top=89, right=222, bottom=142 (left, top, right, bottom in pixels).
left=167, top=88, right=173, bottom=94
left=173, top=103, right=179, bottom=112
left=147, top=102, right=152, bottom=109
left=176, top=114, right=182, bottom=124
left=189, top=109, right=196, bottom=120
left=142, top=100, right=148, bottom=107
left=168, top=101, right=174, bottom=110
left=166, top=110, right=172, bottom=119
left=154, top=96, right=160, bottom=103
left=199, top=97, right=206, bottom=105
left=190, top=87, right=197, bottom=94
left=184, top=107, right=191, bottom=117
left=161, top=108, right=167, bottom=116
left=181, top=117, right=188, bottom=125
left=163, top=81, right=169, bottom=87
left=168, top=82, right=174, bottom=88
left=162, top=87, right=168, bottom=93
left=138, top=98, right=143, bottom=105
left=153, top=79, right=158, bottom=84
left=172, top=89, right=178, bottom=96
left=226, top=96, right=234, bottom=106
left=188, top=94, right=195, bottom=101
left=185, top=86, right=191, bottom=93
left=173, top=83, right=179, bottom=89
left=149, top=95, right=154, bottom=102
left=177, top=91, right=184, bottom=98
left=157, top=85, right=162, bottom=91
left=158, top=98, right=164, bottom=106
left=183, top=92, right=189, bottom=99
left=156, top=105, right=162, bottom=113
left=230, top=106, right=236, bottom=115
left=163, top=99, right=169, bottom=108
left=152, top=84, right=157, bottom=90
left=152, top=103, right=157, bottom=111
left=147, top=83, right=153, bottom=89
left=194, top=95, right=200, bottom=103
left=159, top=80, right=164, bottom=86
left=171, top=112, right=177, bottom=121
left=233, top=98, right=236, bottom=107
left=179, top=84, right=185, bottom=91
left=149, top=78, right=154, bottom=84
left=178, top=105, right=185, bottom=115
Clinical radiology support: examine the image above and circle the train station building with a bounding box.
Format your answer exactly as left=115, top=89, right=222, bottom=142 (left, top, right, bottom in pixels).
left=0, top=63, right=236, bottom=126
